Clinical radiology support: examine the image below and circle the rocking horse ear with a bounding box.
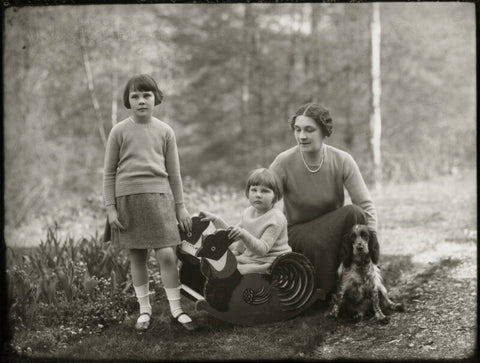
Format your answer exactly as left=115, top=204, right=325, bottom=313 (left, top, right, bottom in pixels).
left=179, top=215, right=210, bottom=244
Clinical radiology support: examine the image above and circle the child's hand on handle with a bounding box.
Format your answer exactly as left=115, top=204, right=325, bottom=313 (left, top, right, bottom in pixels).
left=199, top=210, right=218, bottom=223
left=176, top=204, right=192, bottom=234
left=106, top=205, right=125, bottom=231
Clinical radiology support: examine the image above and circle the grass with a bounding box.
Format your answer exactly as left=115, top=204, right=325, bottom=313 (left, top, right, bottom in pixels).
left=5, top=169, right=477, bottom=360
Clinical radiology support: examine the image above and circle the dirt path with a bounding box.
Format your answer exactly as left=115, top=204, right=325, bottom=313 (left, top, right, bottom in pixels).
left=313, top=170, right=477, bottom=359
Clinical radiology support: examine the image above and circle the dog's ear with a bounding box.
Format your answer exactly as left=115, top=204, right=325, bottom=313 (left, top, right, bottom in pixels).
left=368, top=228, right=380, bottom=264
left=340, top=232, right=353, bottom=268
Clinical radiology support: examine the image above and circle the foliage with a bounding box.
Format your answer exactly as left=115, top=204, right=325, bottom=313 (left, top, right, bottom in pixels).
left=7, top=224, right=135, bottom=336
left=6, top=169, right=477, bottom=359
left=3, top=3, right=476, bottom=225
left=7, top=266, right=38, bottom=328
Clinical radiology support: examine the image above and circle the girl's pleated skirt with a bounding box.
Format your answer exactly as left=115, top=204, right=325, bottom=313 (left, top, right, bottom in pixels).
left=103, top=193, right=181, bottom=250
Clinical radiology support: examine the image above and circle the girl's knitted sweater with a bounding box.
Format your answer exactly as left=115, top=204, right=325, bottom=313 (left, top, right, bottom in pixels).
left=269, top=144, right=378, bottom=230
left=103, top=117, right=184, bottom=206
left=211, top=206, right=291, bottom=264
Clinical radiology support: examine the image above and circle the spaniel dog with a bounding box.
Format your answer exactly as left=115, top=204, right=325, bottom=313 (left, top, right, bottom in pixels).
left=328, top=224, right=404, bottom=324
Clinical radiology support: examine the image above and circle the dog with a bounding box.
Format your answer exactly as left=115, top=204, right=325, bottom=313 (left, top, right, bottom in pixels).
left=328, top=224, right=404, bottom=324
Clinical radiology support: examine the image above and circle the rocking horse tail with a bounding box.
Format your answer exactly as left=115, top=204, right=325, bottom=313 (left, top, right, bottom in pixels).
left=270, top=252, right=325, bottom=311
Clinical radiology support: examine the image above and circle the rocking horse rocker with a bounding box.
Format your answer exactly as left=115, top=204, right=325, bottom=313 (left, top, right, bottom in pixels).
left=177, top=215, right=325, bottom=326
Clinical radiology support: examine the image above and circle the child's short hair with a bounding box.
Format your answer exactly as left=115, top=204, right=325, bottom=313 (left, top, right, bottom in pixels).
left=245, top=168, right=283, bottom=204
left=123, top=74, right=164, bottom=109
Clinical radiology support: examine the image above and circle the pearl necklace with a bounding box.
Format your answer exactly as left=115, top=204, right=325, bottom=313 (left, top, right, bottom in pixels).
left=300, top=145, right=326, bottom=173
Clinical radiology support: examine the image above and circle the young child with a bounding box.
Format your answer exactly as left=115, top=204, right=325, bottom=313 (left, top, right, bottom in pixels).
left=201, top=168, right=291, bottom=275
left=103, top=74, right=195, bottom=332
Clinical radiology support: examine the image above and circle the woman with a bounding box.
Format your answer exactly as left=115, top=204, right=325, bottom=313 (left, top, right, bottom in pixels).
left=269, top=102, right=377, bottom=296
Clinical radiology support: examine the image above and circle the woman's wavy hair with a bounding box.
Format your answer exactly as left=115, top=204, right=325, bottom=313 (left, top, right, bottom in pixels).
left=289, top=103, right=333, bottom=137
left=245, top=168, right=283, bottom=204
left=123, top=74, right=163, bottom=109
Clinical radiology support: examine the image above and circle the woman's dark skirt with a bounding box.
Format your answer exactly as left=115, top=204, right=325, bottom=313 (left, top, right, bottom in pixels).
left=287, top=205, right=367, bottom=295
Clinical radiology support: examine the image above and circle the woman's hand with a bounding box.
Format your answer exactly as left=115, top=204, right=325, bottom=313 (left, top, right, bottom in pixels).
left=176, top=204, right=192, bottom=233
left=227, top=226, right=245, bottom=241
left=199, top=210, right=218, bottom=223
left=106, top=205, right=125, bottom=231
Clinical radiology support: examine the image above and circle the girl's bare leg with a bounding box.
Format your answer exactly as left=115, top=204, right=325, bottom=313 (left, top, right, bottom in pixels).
left=129, top=249, right=151, bottom=324
left=154, top=247, right=179, bottom=288
left=129, top=249, right=149, bottom=285
left=154, top=247, right=192, bottom=324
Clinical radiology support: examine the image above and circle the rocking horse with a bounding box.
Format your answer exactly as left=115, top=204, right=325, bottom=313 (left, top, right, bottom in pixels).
left=177, top=215, right=325, bottom=326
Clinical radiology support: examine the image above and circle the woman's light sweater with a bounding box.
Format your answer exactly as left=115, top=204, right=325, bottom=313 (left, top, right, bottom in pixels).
left=211, top=206, right=291, bottom=264
left=103, top=117, right=184, bottom=206
left=269, top=144, right=377, bottom=230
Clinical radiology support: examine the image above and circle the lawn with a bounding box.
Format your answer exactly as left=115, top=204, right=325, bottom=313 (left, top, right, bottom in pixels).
left=4, top=169, right=477, bottom=360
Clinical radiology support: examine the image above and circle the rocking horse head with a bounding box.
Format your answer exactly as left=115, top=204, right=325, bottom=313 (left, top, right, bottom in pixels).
left=196, top=229, right=235, bottom=260
left=179, top=214, right=236, bottom=261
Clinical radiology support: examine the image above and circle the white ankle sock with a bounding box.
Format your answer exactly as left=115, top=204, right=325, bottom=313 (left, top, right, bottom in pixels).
left=134, top=282, right=152, bottom=321
left=164, top=286, right=192, bottom=323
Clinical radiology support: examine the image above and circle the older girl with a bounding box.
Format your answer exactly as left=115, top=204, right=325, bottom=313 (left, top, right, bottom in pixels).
left=103, top=74, right=195, bottom=331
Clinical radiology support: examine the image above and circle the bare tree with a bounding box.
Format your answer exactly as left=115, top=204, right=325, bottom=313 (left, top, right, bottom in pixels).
left=240, top=4, right=255, bottom=163
left=283, top=4, right=304, bottom=144
left=111, top=10, right=120, bottom=128
left=309, top=4, right=322, bottom=102
left=369, top=2, right=382, bottom=190
left=78, top=20, right=107, bottom=146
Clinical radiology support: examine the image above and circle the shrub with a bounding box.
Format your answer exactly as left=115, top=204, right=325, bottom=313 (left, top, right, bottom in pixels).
left=7, top=266, right=38, bottom=329
left=7, top=223, right=134, bottom=340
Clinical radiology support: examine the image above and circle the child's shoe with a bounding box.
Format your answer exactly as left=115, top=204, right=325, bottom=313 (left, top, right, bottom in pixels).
left=171, top=312, right=197, bottom=331
left=135, top=312, right=152, bottom=332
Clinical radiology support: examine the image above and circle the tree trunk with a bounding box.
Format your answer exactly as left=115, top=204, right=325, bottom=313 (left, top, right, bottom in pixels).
left=369, top=2, right=382, bottom=190
left=111, top=13, right=120, bottom=128
left=284, top=4, right=302, bottom=145
left=344, top=67, right=354, bottom=149
left=254, top=30, right=266, bottom=165
left=111, top=64, right=118, bottom=128
left=240, top=4, right=255, bottom=165
left=79, top=23, right=107, bottom=146
left=310, top=4, right=321, bottom=102
left=240, top=5, right=251, bottom=141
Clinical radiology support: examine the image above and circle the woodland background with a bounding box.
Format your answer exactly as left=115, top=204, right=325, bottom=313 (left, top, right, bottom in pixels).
left=4, top=3, right=476, bottom=231
left=2, top=3, right=477, bottom=360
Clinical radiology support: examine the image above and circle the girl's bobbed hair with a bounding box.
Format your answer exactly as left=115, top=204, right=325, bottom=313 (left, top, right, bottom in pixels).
left=245, top=168, right=283, bottom=204
left=289, top=102, right=333, bottom=137
left=123, top=74, right=163, bottom=109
